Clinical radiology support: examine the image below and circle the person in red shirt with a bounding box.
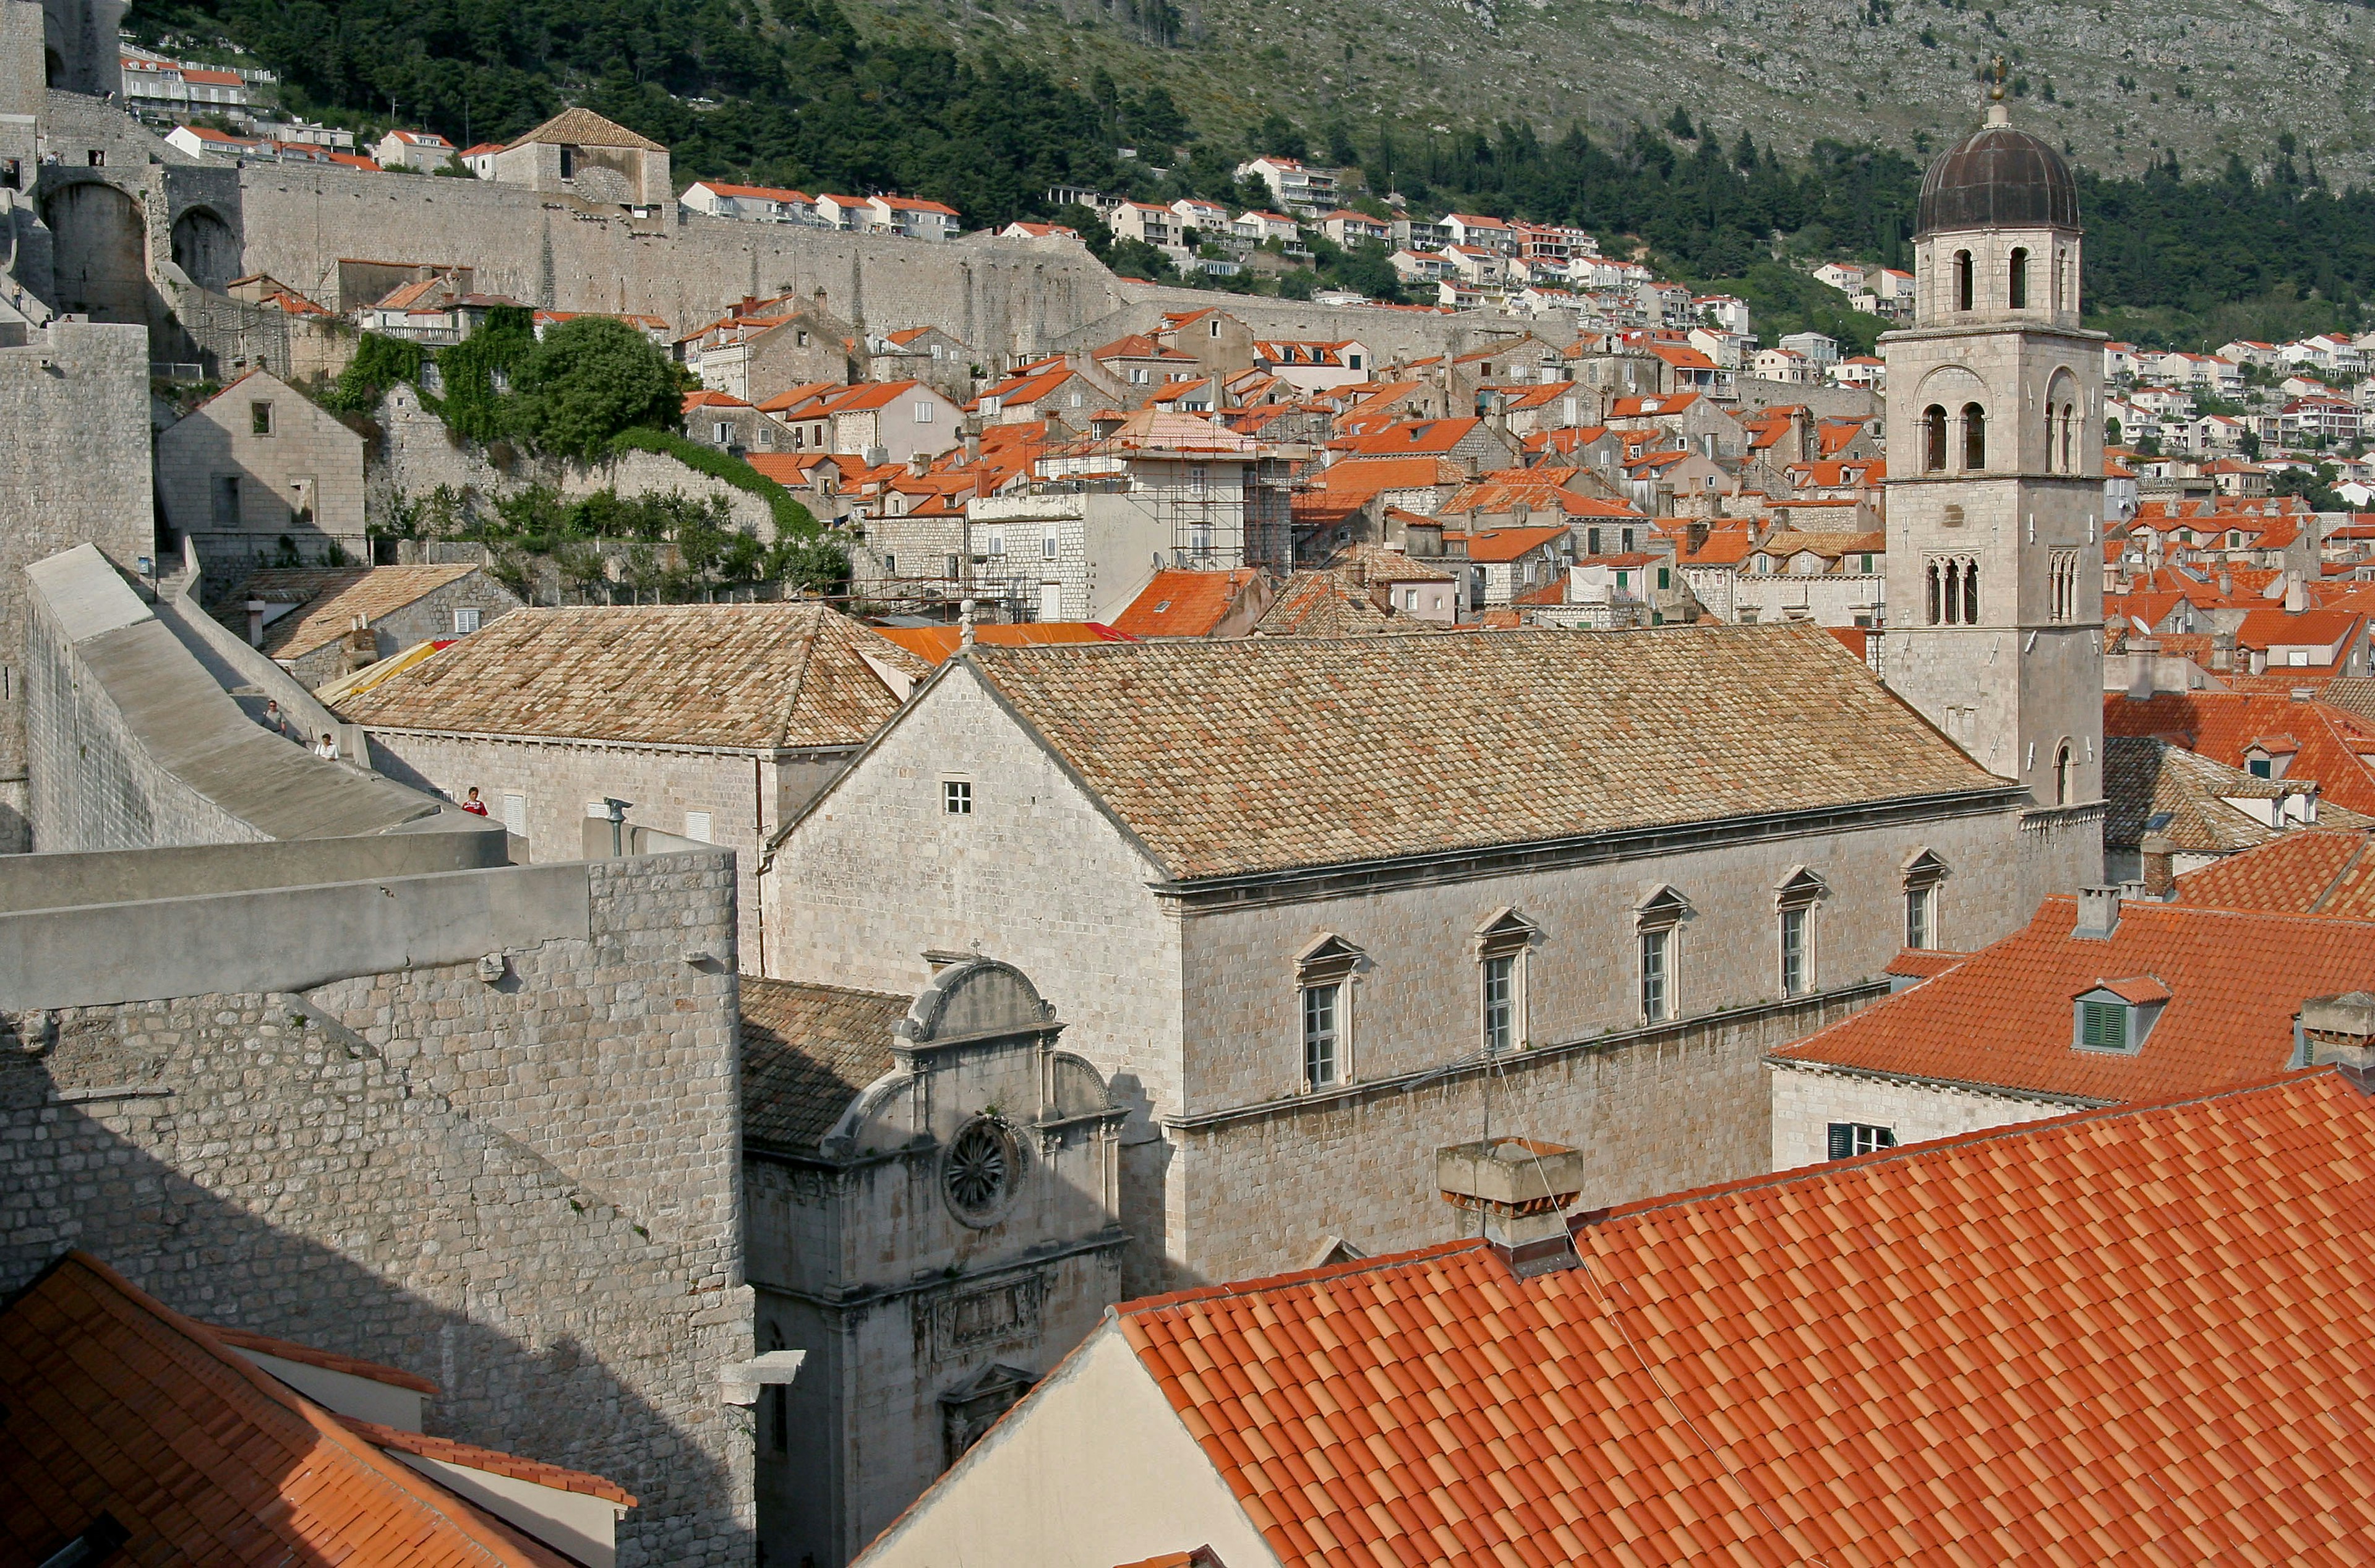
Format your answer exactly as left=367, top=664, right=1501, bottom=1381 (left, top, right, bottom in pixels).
left=460, top=787, right=490, bottom=816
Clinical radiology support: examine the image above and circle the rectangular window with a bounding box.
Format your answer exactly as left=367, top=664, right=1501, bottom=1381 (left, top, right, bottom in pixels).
left=1658, top=566, right=1671, bottom=589
left=1780, top=906, right=1810, bottom=997
left=1481, top=954, right=1515, bottom=1054
left=884, top=554, right=897, bottom=576
left=1403, top=588, right=1419, bottom=610
left=501, top=792, right=527, bottom=837
left=946, top=554, right=961, bottom=579
left=1302, top=983, right=1341, bottom=1089
left=942, top=779, right=973, bottom=815
left=985, top=529, right=1005, bottom=557
left=1042, top=530, right=1058, bottom=561
left=683, top=810, right=712, bottom=842
left=1826, top=1123, right=1897, bottom=1160
left=453, top=607, right=481, bottom=634
left=2078, top=1000, right=2126, bottom=1050
left=1905, top=886, right=1933, bottom=950
left=714, top=421, right=732, bottom=443
left=250, top=401, right=274, bottom=436
left=914, top=400, right=934, bottom=423
left=1640, top=927, right=1671, bottom=1022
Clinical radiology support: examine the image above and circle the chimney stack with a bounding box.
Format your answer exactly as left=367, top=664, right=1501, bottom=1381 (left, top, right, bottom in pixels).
left=2302, top=992, right=2375, bottom=1071
left=245, top=597, right=268, bottom=648
left=1437, top=1137, right=1586, bottom=1279
left=2285, top=573, right=2307, bottom=614
left=2210, top=630, right=2236, bottom=673
left=2074, top=885, right=2123, bottom=940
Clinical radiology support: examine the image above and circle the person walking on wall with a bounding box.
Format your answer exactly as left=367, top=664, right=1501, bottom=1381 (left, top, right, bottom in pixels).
left=460, top=787, right=490, bottom=816
left=260, top=699, right=292, bottom=740
left=314, top=732, right=340, bottom=761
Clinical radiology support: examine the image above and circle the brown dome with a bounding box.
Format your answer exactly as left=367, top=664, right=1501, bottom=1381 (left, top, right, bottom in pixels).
left=1915, top=121, right=2080, bottom=236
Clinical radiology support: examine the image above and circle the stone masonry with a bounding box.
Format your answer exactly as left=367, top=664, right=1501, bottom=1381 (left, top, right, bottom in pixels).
left=155, top=367, right=369, bottom=576
left=1768, top=1059, right=2078, bottom=1170
left=0, top=852, right=753, bottom=1565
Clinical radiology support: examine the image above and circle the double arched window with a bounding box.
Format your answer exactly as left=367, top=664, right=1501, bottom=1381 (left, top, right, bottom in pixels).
left=1923, top=405, right=1948, bottom=472
left=1926, top=555, right=1980, bottom=626
left=1920, top=402, right=1988, bottom=471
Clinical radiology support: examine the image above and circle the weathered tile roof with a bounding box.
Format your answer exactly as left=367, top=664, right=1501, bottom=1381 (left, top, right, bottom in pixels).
left=1773, top=894, right=2375, bottom=1101
left=505, top=106, right=665, bottom=152
left=337, top=604, right=928, bottom=750
left=2175, top=828, right=2375, bottom=919
left=1111, top=569, right=1262, bottom=640
left=1249, top=572, right=1416, bottom=638
left=0, top=1251, right=596, bottom=1567
left=2107, top=691, right=2375, bottom=814
left=963, top=625, right=2007, bottom=881
left=875, top=623, right=1131, bottom=666
left=740, top=977, right=907, bottom=1154
left=2104, top=735, right=2368, bottom=855
left=1114, top=1067, right=2375, bottom=1567
left=229, top=565, right=487, bottom=662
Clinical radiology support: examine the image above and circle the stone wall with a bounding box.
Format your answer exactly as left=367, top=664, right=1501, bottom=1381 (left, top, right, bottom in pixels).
left=156, top=367, right=369, bottom=578
left=0, top=851, right=751, bottom=1566
left=0, top=318, right=152, bottom=849
left=1768, top=1059, right=2080, bottom=1170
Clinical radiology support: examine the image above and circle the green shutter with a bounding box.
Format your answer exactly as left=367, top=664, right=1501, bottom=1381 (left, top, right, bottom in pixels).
left=2079, top=1000, right=2127, bottom=1050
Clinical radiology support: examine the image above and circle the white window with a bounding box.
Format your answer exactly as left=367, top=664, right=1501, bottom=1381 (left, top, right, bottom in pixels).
left=714, top=421, right=732, bottom=443
left=502, top=792, right=526, bottom=836
left=1640, top=926, right=1672, bottom=1022
left=1403, top=588, right=1419, bottom=610
left=453, top=607, right=481, bottom=634
left=1826, top=1123, right=1896, bottom=1159
left=683, top=810, right=712, bottom=842
left=985, top=528, right=1005, bottom=557
left=943, top=779, right=972, bottom=815
left=1069, top=391, right=1084, bottom=408
left=1480, top=954, right=1516, bottom=1053
left=1780, top=906, right=1810, bottom=996
left=1303, top=983, right=1342, bottom=1088
left=914, top=400, right=934, bottom=424
left=1294, top=935, right=1365, bottom=1091
left=1906, top=885, right=1935, bottom=950
left=1042, top=529, right=1058, bottom=561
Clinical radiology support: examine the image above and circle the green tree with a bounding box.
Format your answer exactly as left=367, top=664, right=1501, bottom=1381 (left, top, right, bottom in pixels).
left=507, top=317, right=688, bottom=461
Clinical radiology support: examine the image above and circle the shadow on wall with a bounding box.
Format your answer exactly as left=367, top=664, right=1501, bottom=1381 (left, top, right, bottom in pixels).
left=0, top=1011, right=748, bottom=1566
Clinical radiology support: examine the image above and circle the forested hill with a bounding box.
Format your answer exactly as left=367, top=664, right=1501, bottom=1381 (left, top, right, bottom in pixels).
left=130, top=0, right=2375, bottom=349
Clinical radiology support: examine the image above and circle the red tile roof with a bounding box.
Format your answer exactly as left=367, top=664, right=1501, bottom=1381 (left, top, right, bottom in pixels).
left=339, top=1418, right=636, bottom=1506
left=1332, top=418, right=1481, bottom=458
left=1455, top=524, right=1570, bottom=563
left=206, top=1322, right=440, bottom=1395
left=1111, top=569, right=1262, bottom=639
left=874, top=622, right=1132, bottom=665
left=2107, top=691, right=2375, bottom=814
left=1113, top=1066, right=2375, bottom=1567
left=1774, top=893, right=2375, bottom=1101
left=0, top=1251, right=600, bottom=1567
left=2174, top=828, right=2375, bottom=919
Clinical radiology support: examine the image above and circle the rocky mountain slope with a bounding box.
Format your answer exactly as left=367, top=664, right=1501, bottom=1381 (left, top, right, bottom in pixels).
left=863, top=0, right=2375, bottom=181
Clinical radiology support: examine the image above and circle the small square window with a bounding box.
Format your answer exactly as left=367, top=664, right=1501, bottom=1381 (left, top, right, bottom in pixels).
left=250, top=401, right=274, bottom=436
left=942, top=779, right=973, bottom=815
left=914, top=400, right=934, bottom=423
left=1826, top=1123, right=1896, bottom=1160
left=453, top=607, right=481, bottom=635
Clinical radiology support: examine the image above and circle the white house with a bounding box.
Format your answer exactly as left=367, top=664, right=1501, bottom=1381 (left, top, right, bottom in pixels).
left=680, top=181, right=817, bottom=224
left=1235, top=155, right=1335, bottom=212
left=870, top=195, right=961, bottom=240
left=1232, top=210, right=1301, bottom=245
left=370, top=129, right=456, bottom=171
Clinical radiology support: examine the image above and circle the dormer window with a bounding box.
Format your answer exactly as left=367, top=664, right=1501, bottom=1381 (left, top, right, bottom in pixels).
left=2073, top=977, right=2169, bottom=1053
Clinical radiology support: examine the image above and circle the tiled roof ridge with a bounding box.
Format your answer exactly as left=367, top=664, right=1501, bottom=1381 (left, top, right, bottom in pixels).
left=338, top=1416, right=638, bottom=1506
left=768, top=609, right=823, bottom=750
left=1115, top=1238, right=1486, bottom=1322
left=205, top=1321, right=440, bottom=1394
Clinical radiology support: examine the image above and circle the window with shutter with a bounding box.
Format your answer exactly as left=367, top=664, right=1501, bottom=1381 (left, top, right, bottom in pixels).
left=2078, top=1000, right=2126, bottom=1050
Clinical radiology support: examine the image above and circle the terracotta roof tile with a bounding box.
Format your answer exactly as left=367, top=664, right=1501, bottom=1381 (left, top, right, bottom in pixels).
left=230, top=565, right=489, bottom=662
left=961, top=625, right=2005, bottom=881
left=1113, top=1068, right=2375, bottom=1568
left=1111, top=570, right=1262, bottom=640
left=1774, top=896, right=2375, bottom=1102
left=504, top=106, right=664, bottom=152
left=336, top=604, right=927, bottom=749
left=205, top=1324, right=440, bottom=1396
left=874, top=623, right=1131, bottom=666
left=2173, top=830, right=2375, bottom=919
left=739, top=977, right=908, bottom=1152
left=338, top=1418, right=636, bottom=1506
left=1250, top=573, right=1432, bottom=638
left=2100, top=736, right=2374, bottom=855
left=2107, top=693, right=2375, bottom=815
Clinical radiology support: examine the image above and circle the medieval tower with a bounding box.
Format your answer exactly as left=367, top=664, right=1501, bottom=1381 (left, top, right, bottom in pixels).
left=1881, top=80, right=2106, bottom=899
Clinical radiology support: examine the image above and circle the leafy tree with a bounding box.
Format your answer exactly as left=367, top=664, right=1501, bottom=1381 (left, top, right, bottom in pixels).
left=507, top=316, right=687, bottom=461
left=323, top=332, right=425, bottom=414
left=767, top=533, right=852, bottom=595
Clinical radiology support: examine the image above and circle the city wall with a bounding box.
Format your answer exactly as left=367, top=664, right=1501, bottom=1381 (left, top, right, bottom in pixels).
left=0, top=851, right=753, bottom=1566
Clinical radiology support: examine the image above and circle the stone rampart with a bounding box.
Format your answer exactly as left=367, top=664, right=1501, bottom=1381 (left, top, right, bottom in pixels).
left=0, top=850, right=751, bottom=1566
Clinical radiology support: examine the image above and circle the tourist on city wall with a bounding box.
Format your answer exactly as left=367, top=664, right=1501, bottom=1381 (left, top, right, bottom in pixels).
left=460, top=787, right=490, bottom=816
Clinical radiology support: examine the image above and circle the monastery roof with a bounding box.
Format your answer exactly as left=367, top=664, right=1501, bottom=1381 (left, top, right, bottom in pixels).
left=2107, top=692, right=2375, bottom=815
left=505, top=106, right=665, bottom=152
left=740, top=977, right=908, bottom=1154
left=952, top=625, right=2006, bottom=881
left=2173, top=829, right=2375, bottom=920
left=1113, top=1066, right=2375, bottom=1567
left=1249, top=573, right=1410, bottom=639
left=1776, top=893, right=2375, bottom=1101
left=336, top=604, right=927, bottom=750
left=1110, top=569, right=1262, bottom=640
left=874, top=623, right=1131, bottom=666
left=228, top=565, right=486, bottom=662
left=0, top=1251, right=601, bottom=1567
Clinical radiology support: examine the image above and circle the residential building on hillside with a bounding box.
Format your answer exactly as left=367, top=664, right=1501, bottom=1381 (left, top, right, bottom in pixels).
left=370, top=128, right=456, bottom=171
left=336, top=604, right=930, bottom=961
left=484, top=108, right=672, bottom=207
left=154, top=370, right=366, bottom=582
left=680, top=181, right=818, bottom=224
left=677, top=292, right=856, bottom=403
left=1235, top=156, right=1335, bottom=212
left=850, top=1067, right=2375, bottom=1568
left=762, top=626, right=2061, bottom=1294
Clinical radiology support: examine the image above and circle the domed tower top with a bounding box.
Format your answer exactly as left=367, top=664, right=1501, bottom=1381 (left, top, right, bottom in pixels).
left=1906, top=64, right=2084, bottom=326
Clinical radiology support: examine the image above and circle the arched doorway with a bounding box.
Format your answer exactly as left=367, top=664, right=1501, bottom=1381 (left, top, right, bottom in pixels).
left=42, top=181, right=147, bottom=324
left=169, top=207, right=239, bottom=290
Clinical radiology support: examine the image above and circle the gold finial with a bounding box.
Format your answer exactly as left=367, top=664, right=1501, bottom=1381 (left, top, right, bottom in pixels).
left=1989, top=55, right=2007, bottom=103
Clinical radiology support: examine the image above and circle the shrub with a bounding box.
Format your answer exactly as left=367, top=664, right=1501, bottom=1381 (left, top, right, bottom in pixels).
left=606, top=427, right=821, bottom=539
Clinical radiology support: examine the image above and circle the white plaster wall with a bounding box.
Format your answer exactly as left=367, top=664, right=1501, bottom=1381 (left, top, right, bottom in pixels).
left=852, top=1324, right=1281, bottom=1568
left=1767, top=1060, right=2079, bottom=1171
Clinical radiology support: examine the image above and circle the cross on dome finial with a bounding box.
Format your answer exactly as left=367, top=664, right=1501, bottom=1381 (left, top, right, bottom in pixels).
left=1986, top=55, right=2010, bottom=124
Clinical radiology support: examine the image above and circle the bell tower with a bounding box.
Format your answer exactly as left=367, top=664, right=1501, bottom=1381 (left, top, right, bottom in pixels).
left=1881, top=67, right=2103, bottom=894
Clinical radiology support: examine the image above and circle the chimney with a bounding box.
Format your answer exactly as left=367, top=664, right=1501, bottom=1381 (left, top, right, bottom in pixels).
left=2303, top=992, right=2375, bottom=1071
left=908, top=450, right=929, bottom=477
left=2210, top=630, right=2236, bottom=673
left=1437, top=1137, right=1586, bottom=1279
left=2217, top=568, right=2233, bottom=597
left=2125, top=636, right=2160, bottom=700
left=244, top=597, right=267, bottom=648
left=2139, top=833, right=2176, bottom=898
left=2074, top=885, right=2122, bottom=940
left=962, top=432, right=981, bottom=463
left=959, top=598, right=976, bottom=648
left=2285, top=573, right=2307, bottom=613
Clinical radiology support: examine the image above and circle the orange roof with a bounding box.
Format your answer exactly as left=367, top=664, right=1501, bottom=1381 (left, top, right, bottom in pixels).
left=1774, top=894, right=2375, bottom=1101
left=2235, top=607, right=2364, bottom=651
left=207, top=1322, right=441, bottom=1395
left=339, top=1418, right=636, bottom=1507
left=2107, top=692, right=2375, bottom=813
left=2173, top=829, right=2375, bottom=919
left=1306, top=456, right=1466, bottom=503
left=1, top=1251, right=604, bottom=1566
left=1111, top=569, right=1260, bottom=640
left=873, top=622, right=1132, bottom=664
left=1332, top=418, right=1481, bottom=459
left=682, top=390, right=752, bottom=411
left=1114, top=1066, right=2375, bottom=1567
left=1455, top=524, right=1570, bottom=563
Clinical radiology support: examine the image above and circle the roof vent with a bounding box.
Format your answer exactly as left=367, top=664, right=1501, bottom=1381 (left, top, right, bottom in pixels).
left=2073, top=885, right=2121, bottom=940
left=1437, top=1137, right=1585, bottom=1279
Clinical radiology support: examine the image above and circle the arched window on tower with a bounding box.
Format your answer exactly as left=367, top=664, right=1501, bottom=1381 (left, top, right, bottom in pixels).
left=1927, top=559, right=1942, bottom=625
left=2008, top=247, right=2029, bottom=309
left=2059, top=403, right=2076, bottom=471
left=1963, top=558, right=1980, bottom=624
left=1924, top=405, right=1948, bottom=471
left=1962, top=403, right=1987, bottom=470
left=1954, top=249, right=1974, bottom=312
left=2055, top=742, right=2076, bottom=805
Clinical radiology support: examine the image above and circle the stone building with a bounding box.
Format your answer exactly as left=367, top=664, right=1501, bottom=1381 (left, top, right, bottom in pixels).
left=486, top=107, right=672, bottom=208
left=761, top=628, right=2061, bottom=1293
left=1880, top=95, right=2105, bottom=909
left=155, top=369, right=367, bottom=580
left=742, top=958, right=1126, bottom=1567
left=337, top=602, right=930, bottom=963
left=225, top=562, right=523, bottom=688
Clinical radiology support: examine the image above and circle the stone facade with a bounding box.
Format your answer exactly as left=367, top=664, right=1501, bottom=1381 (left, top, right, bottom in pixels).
left=764, top=662, right=2040, bottom=1292
left=156, top=368, right=367, bottom=577
left=744, top=960, right=1126, bottom=1566
left=1768, top=1059, right=2078, bottom=1170
left=264, top=567, right=524, bottom=688
left=0, top=852, right=753, bottom=1566
left=0, top=319, right=156, bottom=850
left=858, top=491, right=1173, bottom=622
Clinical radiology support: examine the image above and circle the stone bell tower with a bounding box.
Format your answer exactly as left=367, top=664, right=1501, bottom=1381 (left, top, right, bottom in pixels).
left=1881, top=68, right=2104, bottom=896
